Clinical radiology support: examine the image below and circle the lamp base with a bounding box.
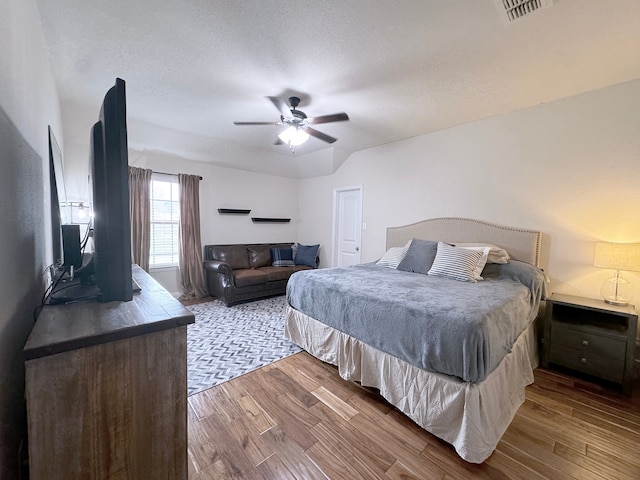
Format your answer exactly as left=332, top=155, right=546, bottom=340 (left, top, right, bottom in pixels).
left=601, top=273, right=632, bottom=307
left=604, top=298, right=630, bottom=307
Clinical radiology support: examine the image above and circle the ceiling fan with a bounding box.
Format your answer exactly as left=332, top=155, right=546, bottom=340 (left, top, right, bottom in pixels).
left=233, top=96, right=349, bottom=151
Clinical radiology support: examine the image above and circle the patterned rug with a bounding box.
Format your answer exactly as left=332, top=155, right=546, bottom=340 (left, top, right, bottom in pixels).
left=186, top=295, right=301, bottom=396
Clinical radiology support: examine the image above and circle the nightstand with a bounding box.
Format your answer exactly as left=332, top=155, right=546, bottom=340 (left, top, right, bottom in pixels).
left=542, top=293, right=638, bottom=395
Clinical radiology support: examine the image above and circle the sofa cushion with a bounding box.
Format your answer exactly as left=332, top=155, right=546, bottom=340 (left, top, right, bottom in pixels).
left=210, top=245, right=251, bottom=270
left=233, top=269, right=268, bottom=287
left=260, top=266, right=296, bottom=282
left=294, top=265, right=314, bottom=272
left=248, top=246, right=272, bottom=268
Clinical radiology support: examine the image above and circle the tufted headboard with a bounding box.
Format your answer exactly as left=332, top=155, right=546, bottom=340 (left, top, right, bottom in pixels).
left=386, top=217, right=542, bottom=267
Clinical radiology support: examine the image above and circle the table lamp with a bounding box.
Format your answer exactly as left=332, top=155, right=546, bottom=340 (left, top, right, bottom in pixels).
left=593, top=242, right=640, bottom=306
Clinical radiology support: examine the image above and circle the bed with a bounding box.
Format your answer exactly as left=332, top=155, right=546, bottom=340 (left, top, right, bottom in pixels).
left=284, top=217, right=545, bottom=463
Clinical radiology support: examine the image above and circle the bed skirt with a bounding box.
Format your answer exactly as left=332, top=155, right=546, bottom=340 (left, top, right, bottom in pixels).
left=284, top=306, right=538, bottom=463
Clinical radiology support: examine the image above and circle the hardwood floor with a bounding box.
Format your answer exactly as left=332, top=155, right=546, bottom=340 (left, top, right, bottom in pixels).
left=188, top=352, right=640, bottom=479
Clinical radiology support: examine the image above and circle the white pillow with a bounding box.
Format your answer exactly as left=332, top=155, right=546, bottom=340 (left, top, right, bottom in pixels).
left=376, top=244, right=410, bottom=268
left=454, top=243, right=510, bottom=264
left=458, top=246, right=491, bottom=280
left=428, top=242, right=484, bottom=282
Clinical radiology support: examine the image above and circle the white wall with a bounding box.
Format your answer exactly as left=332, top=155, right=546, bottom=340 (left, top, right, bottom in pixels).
left=0, top=0, right=62, bottom=476
left=128, top=149, right=300, bottom=294
left=299, top=79, right=640, bottom=302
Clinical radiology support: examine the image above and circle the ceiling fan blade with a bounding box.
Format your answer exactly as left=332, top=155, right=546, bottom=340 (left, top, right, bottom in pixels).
left=306, top=127, right=337, bottom=144
left=274, top=137, right=284, bottom=145
left=233, top=121, right=280, bottom=126
left=307, top=112, right=349, bottom=125
left=267, top=96, right=293, bottom=120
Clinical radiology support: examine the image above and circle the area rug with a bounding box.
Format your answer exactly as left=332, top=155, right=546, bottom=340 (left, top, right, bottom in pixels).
left=186, top=295, right=301, bottom=396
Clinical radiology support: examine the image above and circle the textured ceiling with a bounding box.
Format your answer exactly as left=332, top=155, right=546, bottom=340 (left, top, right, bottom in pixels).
left=36, top=0, right=640, bottom=178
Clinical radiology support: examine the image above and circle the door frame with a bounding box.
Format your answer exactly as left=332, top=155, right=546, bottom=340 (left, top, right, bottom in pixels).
left=331, top=185, right=363, bottom=267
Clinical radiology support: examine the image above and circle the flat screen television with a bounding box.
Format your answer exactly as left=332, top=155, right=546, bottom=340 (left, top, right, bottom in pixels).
left=90, top=77, right=133, bottom=302
left=49, top=78, right=133, bottom=304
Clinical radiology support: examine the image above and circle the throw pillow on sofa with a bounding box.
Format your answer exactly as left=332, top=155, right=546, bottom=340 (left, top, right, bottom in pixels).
left=294, top=244, right=320, bottom=268
left=271, top=246, right=295, bottom=267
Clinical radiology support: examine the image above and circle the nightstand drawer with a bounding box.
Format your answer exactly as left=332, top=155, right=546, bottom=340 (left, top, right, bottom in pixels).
left=548, top=344, right=625, bottom=383
left=550, top=324, right=627, bottom=361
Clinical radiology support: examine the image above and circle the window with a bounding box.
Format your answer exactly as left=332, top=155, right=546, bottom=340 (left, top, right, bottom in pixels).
left=150, top=174, right=180, bottom=267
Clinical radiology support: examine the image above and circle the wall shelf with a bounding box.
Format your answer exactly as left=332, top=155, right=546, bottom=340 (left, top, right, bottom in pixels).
left=218, top=208, right=251, bottom=215
left=251, top=217, right=291, bottom=223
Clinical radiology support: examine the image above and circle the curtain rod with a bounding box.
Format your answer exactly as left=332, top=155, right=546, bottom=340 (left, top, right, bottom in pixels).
left=153, top=170, right=203, bottom=180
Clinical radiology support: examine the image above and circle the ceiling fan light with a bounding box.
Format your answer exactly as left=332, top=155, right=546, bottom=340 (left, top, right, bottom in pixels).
left=278, top=126, right=309, bottom=146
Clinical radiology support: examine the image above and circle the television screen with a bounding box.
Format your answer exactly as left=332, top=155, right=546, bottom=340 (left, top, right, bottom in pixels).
left=47, top=78, right=133, bottom=305
left=90, top=78, right=133, bottom=302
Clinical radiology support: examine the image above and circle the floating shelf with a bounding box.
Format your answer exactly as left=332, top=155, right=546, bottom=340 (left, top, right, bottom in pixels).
left=251, top=217, right=291, bottom=223
left=218, top=208, right=251, bottom=215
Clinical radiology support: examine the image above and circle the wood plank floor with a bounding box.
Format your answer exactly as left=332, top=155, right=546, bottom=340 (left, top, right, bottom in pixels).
left=187, top=352, right=640, bottom=479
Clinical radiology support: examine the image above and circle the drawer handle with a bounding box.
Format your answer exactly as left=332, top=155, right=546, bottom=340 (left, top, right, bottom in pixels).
left=582, top=339, right=589, bottom=346
left=580, top=357, right=587, bottom=364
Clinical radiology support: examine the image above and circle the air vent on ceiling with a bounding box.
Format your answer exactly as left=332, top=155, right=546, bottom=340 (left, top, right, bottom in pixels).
left=497, top=0, right=554, bottom=22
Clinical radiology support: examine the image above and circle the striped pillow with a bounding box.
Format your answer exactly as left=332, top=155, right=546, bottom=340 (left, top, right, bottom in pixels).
left=376, top=244, right=410, bottom=268
left=458, top=245, right=491, bottom=280
left=428, top=242, right=484, bottom=283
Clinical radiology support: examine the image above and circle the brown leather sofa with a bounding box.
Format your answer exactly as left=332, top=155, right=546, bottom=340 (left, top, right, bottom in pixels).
left=203, top=243, right=318, bottom=306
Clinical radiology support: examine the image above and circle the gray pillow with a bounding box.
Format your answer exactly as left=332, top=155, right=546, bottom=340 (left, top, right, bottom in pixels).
left=397, top=239, right=438, bottom=274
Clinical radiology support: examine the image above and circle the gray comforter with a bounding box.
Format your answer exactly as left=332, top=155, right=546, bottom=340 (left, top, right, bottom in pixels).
left=286, top=261, right=546, bottom=383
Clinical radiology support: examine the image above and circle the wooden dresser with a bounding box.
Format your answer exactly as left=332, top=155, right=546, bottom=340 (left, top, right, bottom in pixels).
left=24, top=266, right=194, bottom=480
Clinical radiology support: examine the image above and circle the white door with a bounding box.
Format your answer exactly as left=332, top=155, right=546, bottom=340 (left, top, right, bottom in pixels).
left=333, top=186, right=363, bottom=267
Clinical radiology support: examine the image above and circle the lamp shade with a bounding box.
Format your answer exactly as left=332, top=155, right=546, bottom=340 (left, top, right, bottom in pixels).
left=593, top=242, right=640, bottom=272
left=594, top=242, right=640, bottom=305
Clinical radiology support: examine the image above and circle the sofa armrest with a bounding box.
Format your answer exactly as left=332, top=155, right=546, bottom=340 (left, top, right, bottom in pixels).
left=204, top=260, right=233, bottom=276
left=203, top=260, right=235, bottom=299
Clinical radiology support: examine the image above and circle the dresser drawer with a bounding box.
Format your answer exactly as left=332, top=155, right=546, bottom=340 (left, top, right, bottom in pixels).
left=549, top=324, right=626, bottom=361
left=548, top=343, right=626, bottom=383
